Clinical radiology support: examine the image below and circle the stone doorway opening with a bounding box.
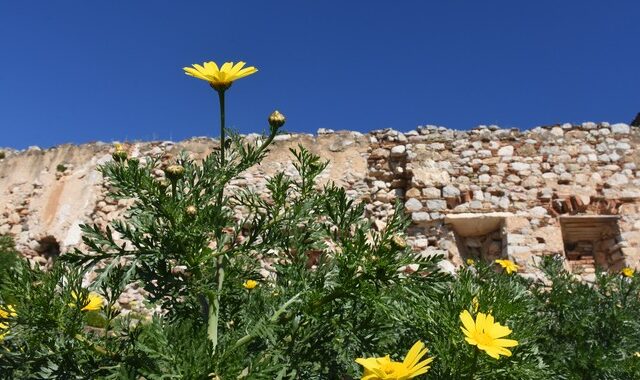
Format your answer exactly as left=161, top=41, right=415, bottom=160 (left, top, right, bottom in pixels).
left=445, top=213, right=508, bottom=263
left=559, top=216, right=624, bottom=274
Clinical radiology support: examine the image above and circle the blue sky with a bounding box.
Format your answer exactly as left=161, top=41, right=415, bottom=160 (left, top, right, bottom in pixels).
left=1, top=1, right=638, bottom=149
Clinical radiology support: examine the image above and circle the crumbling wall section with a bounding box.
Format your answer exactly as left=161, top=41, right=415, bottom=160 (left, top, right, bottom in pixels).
left=366, top=122, right=640, bottom=280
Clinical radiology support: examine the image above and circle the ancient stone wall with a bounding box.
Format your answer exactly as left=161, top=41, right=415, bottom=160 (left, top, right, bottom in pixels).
left=366, top=122, right=640, bottom=281
left=1, top=122, right=639, bottom=282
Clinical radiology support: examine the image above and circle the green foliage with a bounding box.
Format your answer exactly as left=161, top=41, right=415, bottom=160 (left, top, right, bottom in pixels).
left=56, top=164, right=67, bottom=173
left=400, top=262, right=552, bottom=379
left=534, top=256, right=640, bottom=379
left=0, top=252, right=120, bottom=377
left=55, top=128, right=446, bottom=378
left=0, top=151, right=5, bottom=160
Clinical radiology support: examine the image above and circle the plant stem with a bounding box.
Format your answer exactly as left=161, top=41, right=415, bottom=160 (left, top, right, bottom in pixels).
left=218, top=90, right=226, bottom=171
left=227, top=292, right=303, bottom=352
left=469, top=349, right=479, bottom=380
left=208, top=89, right=227, bottom=355
left=208, top=258, right=225, bottom=354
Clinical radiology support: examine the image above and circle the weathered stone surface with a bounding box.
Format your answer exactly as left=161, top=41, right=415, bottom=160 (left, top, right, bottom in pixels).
left=610, top=123, right=630, bottom=134
left=390, top=145, right=406, bottom=156
left=404, top=198, right=423, bottom=212
left=442, top=185, right=460, bottom=198
left=426, top=199, right=447, bottom=211
left=606, top=173, right=629, bottom=187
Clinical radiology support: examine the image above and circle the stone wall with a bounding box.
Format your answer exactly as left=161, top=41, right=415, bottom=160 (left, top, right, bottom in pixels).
left=365, top=122, right=640, bottom=281
left=1, top=122, right=639, bottom=282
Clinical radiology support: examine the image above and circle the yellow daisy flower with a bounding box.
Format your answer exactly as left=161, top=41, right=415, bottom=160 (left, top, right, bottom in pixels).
left=183, top=61, right=257, bottom=91
left=242, top=280, right=258, bottom=290
left=621, top=267, right=635, bottom=278
left=0, top=322, right=9, bottom=341
left=0, top=305, right=16, bottom=342
left=466, top=258, right=475, bottom=266
left=460, top=310, right=518, bottom=359
left=70, top=291, right=105, bottom=311
left=355, top=340, right=434, bottom=380
left=0, top=305, right=17, bottom=319
left=495, top=259, right=519, bottom=274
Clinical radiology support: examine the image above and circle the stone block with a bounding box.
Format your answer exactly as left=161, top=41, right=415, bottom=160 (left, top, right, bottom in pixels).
left=423, top=199, right=445, bottom=211
left=610, top=123, right=630, bottom=134
left=422, top=186, right=441, bottom=199
left=411, top=212, right=431, bottom=223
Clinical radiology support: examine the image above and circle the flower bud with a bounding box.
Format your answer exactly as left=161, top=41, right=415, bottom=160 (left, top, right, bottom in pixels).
left=112, top=144, right=128, bottom=162
left=268, top=110, right=286, bottom=129
left=157, top=178, right=171, bottom=189
left=391, top=235, right=407, bottom=249
left=164, top=165, right=185, bottom=181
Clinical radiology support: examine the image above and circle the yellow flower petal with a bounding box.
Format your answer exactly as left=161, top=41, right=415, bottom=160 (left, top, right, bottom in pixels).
left=235, top=66, right=258, bottom=79
left=493, top=338, right=519, bottom=347
left=459, top=309, right=519, bottom=359
left=460, top=310, right=476, bottom=333
left=220, top=61, right=233, bottom=72
left=488, top=324, right=512, bottom=339
left=495, top=259, right=519, bottom=274
left=183, top=60, right=257, bottom=89
left=0, top=305, right=17, bottom=319
left=356, top=341, right=433, bottom=379
left=402, top=340, right=426, bottom=368
left=243, top=280, right=258, bottom=290
left=229, top=61, right=246, bottom=75
left=70, top=291, right=104, bottom=311
left=204, top=61, right=219, bottom=72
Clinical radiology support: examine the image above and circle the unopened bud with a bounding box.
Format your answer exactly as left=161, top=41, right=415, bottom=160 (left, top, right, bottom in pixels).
left=391, top=235, right=407, bottom=249
left=268, top=110, right=286, bottom=129
left=157, top=178, right=171, bottom=189
left=186, top=205, right=197, bottom=216
left=165, top=165, right=185, bottom=181
left=112, top=144, right=128, bottom=162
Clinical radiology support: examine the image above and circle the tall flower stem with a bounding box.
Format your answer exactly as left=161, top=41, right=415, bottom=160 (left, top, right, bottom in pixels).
left=208, top=88, right=227, bottom=355
left=218, top=90, right=226, bottom=170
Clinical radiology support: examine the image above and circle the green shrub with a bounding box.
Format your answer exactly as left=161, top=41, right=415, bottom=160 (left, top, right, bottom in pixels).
left=534, top=256, right=640, bottom=379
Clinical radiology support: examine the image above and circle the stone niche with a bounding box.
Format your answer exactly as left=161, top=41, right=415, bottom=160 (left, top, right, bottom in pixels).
left=444, top=213, right=510, bottom=263
left=559, top=215, right=625, bottom=273
left=35, top=235, right=61, bottom=259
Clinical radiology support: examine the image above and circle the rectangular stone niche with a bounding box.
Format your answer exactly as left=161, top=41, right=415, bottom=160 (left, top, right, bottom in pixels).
left=559, top=215, right=624, bottom=273
left=444, top=213, right=511, bottom=263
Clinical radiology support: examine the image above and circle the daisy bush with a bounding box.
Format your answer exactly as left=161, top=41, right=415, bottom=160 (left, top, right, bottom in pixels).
left=1, top=61, right=640, bottom=379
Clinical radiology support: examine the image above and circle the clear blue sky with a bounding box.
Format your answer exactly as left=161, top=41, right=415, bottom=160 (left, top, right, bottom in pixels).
left=1, top=1, right=638, bottom=149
